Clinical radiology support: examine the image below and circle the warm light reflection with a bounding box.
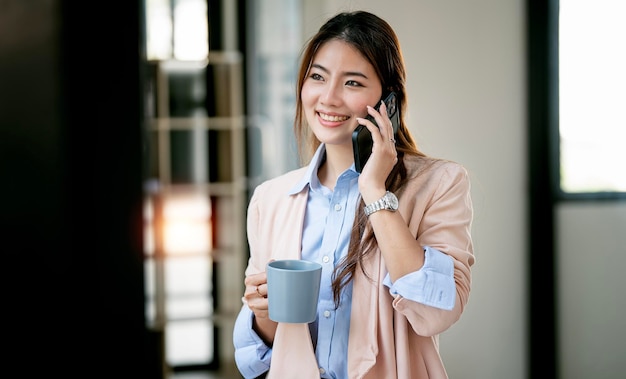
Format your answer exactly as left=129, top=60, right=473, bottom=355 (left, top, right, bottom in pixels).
left=162, top=193, right=212, bottom=255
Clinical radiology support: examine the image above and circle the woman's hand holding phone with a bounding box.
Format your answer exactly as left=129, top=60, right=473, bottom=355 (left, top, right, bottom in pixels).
left=352, top=92, right=399, bottom=171
left=353, top=93, right=400, bottom=204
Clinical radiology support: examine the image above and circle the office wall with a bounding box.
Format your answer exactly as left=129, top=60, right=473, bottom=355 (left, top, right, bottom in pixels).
left=306, top=1, right=527, bottom=378
left=557, top=202, right=626, bottom=379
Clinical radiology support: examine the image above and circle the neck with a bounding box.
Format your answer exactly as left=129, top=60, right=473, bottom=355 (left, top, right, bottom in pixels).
left=318, top=144, right=353, bottom=190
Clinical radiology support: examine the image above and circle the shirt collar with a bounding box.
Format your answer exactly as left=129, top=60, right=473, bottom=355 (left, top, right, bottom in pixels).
left=288, top=144, right=327, bottom=195
left=288, top=144, right=359, bottom=195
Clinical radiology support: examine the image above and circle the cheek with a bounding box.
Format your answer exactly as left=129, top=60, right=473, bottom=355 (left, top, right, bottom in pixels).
left=351, top=98, right=377, bottom=118
left=347, top=90, right=383, bottom=117
left=300, top=84, right=317, bottom=108
left=354, top=100, right=370, bottom=116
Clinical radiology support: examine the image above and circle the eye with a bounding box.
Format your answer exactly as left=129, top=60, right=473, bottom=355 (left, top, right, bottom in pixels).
left=346, top=80, right=362, bottom=87
left=309, top=73, right=324, bottom=81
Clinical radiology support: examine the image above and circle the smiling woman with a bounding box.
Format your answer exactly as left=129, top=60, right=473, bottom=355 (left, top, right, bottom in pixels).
left=559, top=0, right=626, bottom=195
left=233, top=10, right=475, bottom=379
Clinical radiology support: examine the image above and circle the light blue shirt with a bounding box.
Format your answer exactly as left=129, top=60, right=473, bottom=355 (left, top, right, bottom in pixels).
left=233, top=144, right=456, bottom=379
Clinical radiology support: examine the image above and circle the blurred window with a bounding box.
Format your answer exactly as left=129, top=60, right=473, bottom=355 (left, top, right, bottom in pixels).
left=146, top=0, right=208, bottom=61
left=558, top=0, right=626, bottom=197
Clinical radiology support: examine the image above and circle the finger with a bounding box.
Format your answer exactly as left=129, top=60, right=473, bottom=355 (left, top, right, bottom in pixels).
left=245, top=272, right=267, bottom=287
left=377, top=100, right=396, bottom=138
left=356, top=117, right=382, bottom=150
left=361, top=107, right=386, bottom=145
left=366, top=103, right=392, bottom=139
left=378, top=99, right=387, bottom=119
left=256, top=283, right=267, bottom=298
left=246, top=296, right=269, bottom=316
left=244, top=273, right=268, bottom=298
left=248, top=300, right=269, bottom=317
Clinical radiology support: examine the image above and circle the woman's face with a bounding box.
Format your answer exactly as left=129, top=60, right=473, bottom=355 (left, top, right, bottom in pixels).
left=301, top=39, right=383, bottom=148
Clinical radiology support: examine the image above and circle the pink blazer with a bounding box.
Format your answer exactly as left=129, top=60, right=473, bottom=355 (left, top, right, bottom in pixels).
left=244, top=156, right=475, bottom=378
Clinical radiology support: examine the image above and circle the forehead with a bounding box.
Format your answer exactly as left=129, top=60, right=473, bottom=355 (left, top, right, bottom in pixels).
left=312, top=39, right=376, bottom=75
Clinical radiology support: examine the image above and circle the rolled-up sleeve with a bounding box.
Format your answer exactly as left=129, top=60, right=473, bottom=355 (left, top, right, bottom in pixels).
left=383, top=246, right=455, bottom=310
left=233, top=305, right=272, bottom=378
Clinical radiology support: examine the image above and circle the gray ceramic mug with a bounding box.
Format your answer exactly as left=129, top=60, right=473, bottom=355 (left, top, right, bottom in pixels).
left=266, top=259, right=322, bottom=323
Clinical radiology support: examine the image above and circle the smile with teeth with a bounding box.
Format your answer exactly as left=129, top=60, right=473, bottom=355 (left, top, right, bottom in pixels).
left=319, top=112, right=349, bottom=122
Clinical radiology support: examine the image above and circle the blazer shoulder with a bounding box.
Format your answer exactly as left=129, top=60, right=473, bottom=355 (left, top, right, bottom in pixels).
left=404, top=155, right=469, bottom=181
left=252, top=166, right=308, bottom=197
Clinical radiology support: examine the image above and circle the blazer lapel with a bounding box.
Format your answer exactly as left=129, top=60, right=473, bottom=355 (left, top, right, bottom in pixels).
left=267, top=189, right=321, bottom=378
left=267, top=323, right=320, bottom=379
left=271, top=188, right=307, bottom=260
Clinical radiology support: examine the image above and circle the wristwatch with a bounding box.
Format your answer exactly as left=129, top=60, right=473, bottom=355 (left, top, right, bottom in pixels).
left=364, top=191, right=399, bottom=216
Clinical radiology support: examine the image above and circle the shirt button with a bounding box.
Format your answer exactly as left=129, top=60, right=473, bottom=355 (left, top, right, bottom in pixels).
left=323, top=310, right=331, bottom=318
left=319, top=367, right=326, bottom=375
left=334, top=203, right=342, bottom=211
left=322, top=255, right=330, bottom=263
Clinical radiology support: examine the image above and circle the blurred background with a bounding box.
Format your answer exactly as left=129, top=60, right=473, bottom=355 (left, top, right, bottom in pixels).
left=1, top=0, right=624, bottom=378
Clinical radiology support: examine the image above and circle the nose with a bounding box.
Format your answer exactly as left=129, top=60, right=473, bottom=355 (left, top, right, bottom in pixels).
left=320, top=84, right=342, bottom=106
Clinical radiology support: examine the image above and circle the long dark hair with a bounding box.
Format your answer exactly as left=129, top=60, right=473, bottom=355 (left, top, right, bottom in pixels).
left=294, top=11, right=428, bottom=307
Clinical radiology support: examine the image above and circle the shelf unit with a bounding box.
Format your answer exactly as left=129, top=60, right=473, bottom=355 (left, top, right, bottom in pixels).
left=143, top=51, right=246, bottom=372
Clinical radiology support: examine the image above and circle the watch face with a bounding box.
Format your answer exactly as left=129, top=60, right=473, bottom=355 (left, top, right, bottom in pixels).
left=386, top=192, right=399, bottom=210
left=365, top=191, right=398, bottom=216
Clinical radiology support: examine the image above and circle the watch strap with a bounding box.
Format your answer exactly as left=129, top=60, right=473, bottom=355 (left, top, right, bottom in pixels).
left=364, top=191, right=398, bottom=216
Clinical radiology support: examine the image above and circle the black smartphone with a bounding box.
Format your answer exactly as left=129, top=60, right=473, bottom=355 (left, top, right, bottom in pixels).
left=352, top=92, right=399, bottom=173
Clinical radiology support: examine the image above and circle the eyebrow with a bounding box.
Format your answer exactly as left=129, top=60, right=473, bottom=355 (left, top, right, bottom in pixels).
left=310, top=63, right=369, bottom=79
